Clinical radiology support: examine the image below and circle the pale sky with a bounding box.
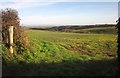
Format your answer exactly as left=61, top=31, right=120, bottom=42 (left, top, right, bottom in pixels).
left=0, top=0, right=119, bottom=26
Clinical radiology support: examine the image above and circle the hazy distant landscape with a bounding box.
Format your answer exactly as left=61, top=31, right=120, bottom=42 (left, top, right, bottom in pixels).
left=29, top=24, right=116, bottom=33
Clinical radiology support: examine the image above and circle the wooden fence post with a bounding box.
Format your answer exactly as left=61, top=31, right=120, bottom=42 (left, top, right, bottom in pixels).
left=8, top=26, right=13, bottom=54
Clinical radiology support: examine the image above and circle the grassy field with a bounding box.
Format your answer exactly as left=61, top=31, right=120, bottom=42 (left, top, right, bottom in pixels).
left=72, top=27, right=117, bottom=34
left=2, top=27, right=119, bottom=76
left=27, top=27, right=117, bottom=59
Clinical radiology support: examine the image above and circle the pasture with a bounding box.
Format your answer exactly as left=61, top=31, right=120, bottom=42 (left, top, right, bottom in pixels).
left=2, top=27, right=118, bottom=76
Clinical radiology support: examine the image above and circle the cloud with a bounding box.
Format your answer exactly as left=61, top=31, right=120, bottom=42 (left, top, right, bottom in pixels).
left=0, top=0, right=74, bottom=10
left=0, top=0, right=117, bottom=26
left=21, top=14, right=84, bottom=25
left=21, top=13, right=117, bottom=26
left=0, top=0, right=57, bottom=9
left=0, top=0, right=119, bottom=2
left=0, top=0, right=118, bottom=9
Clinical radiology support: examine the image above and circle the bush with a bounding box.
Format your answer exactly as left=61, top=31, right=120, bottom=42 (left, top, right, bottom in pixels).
left=1, top=8, right=30, bottom=54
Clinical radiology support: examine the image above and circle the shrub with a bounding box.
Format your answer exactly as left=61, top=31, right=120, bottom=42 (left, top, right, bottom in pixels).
left=1, top=8, right=30, bottom=54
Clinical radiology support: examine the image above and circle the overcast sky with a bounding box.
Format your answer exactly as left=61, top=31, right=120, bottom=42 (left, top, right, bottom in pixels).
left=0, top=0, right=119, bottom=26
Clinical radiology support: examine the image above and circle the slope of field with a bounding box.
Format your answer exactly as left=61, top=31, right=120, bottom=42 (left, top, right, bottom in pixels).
left=27, top=29, right=117, bottom=58
left=2, top=27, right=118, bottom=76
left=72, top=27, right=117, bottom=34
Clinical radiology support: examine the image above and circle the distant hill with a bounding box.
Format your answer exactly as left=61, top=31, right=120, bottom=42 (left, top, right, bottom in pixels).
left=30, top=24, right=116, bottom=31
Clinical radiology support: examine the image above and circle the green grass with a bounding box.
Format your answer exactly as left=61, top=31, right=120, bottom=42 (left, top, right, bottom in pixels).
left=26, top=29, right=117, bottom=58
left=2, top=27, right=118, bottom=76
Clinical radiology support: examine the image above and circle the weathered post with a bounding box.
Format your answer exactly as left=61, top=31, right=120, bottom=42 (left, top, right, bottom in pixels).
left=8, top=26, right=13, bottom=54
